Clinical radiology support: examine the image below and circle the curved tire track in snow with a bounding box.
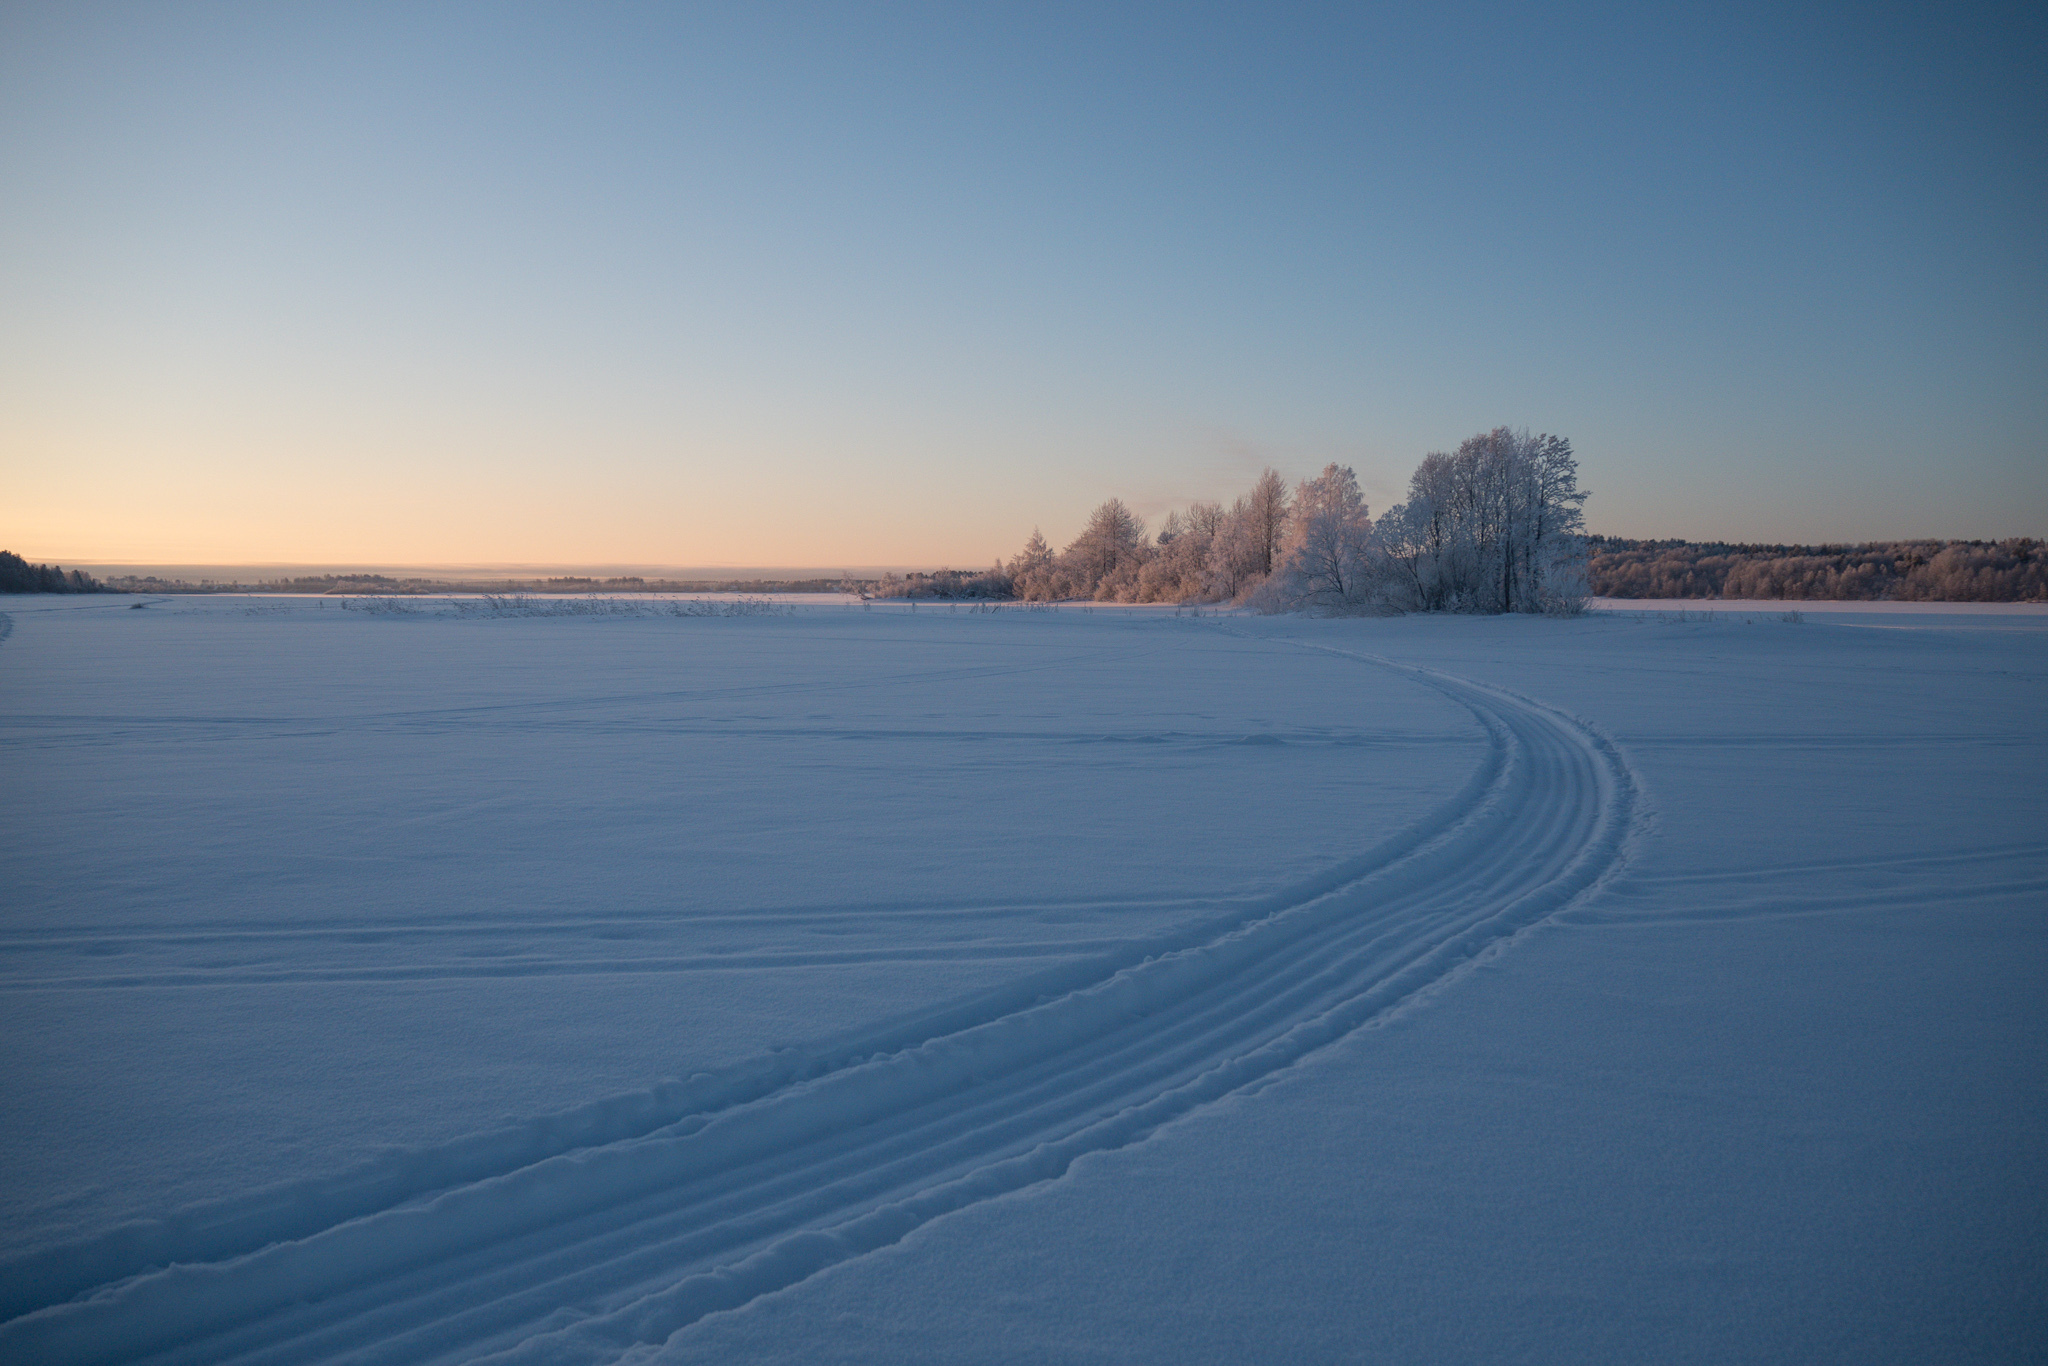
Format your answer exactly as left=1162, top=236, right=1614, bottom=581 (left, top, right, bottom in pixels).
left=0, top=653, right=1641, bottom=1366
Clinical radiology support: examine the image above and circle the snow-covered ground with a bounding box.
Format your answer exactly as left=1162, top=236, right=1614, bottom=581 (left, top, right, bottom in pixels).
left=1, top=595, right=2041, bottom=1363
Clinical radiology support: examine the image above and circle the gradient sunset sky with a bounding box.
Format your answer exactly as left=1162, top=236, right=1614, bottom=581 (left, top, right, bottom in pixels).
left=3, top=2, right=2042, bottom=567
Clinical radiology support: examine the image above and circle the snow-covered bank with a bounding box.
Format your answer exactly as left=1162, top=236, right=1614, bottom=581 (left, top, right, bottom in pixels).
left=1, top=596, right=2041, bottom=1362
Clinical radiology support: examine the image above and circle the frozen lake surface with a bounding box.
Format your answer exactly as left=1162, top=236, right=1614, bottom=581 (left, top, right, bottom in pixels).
left=1, top=595, right=2042, bottom=1363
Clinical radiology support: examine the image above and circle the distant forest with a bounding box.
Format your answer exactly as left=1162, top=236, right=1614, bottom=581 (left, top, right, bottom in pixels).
left=0, top=551, right=104, bottom=593
left=1588, top=537, right=2045, bottom=601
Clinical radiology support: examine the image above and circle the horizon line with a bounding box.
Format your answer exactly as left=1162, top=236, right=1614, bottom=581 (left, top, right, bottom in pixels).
left=30, top=529, right=2046, bottom=581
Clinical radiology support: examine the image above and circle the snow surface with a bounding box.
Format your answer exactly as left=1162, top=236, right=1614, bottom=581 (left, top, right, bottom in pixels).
left=1, top=595, right=2041, bottom=1363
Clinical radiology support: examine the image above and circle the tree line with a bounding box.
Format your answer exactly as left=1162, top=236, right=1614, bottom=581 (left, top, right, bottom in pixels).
left=1587, top=537, right=2046, bottom=601
left=0, top=551, right=104, bottom=594
left=885, top=427, right=1593, bottom=614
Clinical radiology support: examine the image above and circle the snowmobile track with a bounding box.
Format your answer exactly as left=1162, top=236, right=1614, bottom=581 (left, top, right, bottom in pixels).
left=0, top=649, right=1641, bottom=1365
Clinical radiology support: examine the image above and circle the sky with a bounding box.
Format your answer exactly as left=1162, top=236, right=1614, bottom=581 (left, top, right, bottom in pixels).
left=2, top=2, right=2043, bottom=567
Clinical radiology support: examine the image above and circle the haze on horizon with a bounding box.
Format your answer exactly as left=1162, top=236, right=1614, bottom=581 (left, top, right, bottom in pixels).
left=2, top=2, right=2042, bottom=568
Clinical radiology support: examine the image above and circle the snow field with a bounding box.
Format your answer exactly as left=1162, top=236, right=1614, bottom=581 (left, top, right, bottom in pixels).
left=1, top=596, right=2042, bottom=1363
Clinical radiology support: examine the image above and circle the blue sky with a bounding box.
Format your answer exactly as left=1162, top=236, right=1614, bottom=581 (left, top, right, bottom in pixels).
left=3, top=2, right=2042, bottom=565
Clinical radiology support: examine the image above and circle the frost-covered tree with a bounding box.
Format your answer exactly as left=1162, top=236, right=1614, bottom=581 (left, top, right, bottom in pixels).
left=1367, top=497, right=1434, bottom=609
left=1242, top=468, right=1292, bottom=578
left=1138, top=501, right=1224, bottom=602
left=1009, top=527, right=1052, bottom=577
left=1204, top=470, right=1291, bottom=601
left=1203, top=502, right=1260, bottom=600
left=1009, top=502, right=1152, bottom=601
left=1005, top=527, right=1064, bottom=600
left=1371, top=428, right=1587, bottom=614
left=1253, top=464, right=1373, bottom=611
left=1063, top=498, right=1149, bottom=600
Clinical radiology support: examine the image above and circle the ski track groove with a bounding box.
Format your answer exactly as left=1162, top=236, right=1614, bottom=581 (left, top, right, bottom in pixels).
left=0, top=649, right=1643, bottom=1365
left=0, top=895, right=1229, bottom=944
left=0, top=940, right=1154, bottom=992
left=0, top=891, right=1247, bottom=951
